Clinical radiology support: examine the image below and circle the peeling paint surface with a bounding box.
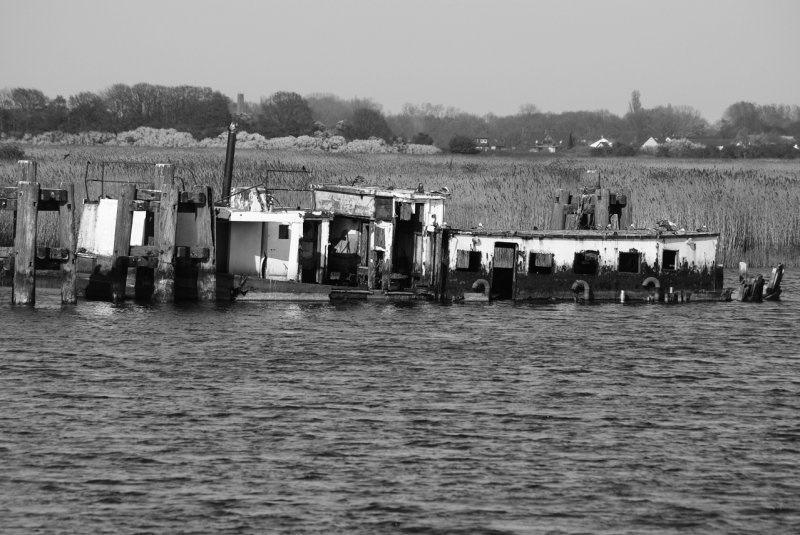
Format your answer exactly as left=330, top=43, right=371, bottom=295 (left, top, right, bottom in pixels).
left=443, top=229, right=722, bottom=301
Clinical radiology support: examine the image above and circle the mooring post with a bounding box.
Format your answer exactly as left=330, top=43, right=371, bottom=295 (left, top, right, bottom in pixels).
left=154, top=184, right=179, bottom=303
left=594, top=188, right=610, bottom=229
left=551, top=189, right=566, bottom=230
left=195, top=186, right=216, bottom=301
left=19, top=159, right=37, bottom=182
left=12, top=177, right=39, bottom=305
left=619, top=189, right=633, bottom=229
left=59, top=183, right=77, bottom=304
left=110, top=183, right=137, bottom=303
left=155, top=163, right=174, bottom=190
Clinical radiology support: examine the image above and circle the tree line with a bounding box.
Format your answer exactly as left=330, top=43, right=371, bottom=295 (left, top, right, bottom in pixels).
left=2, top=85, right=799, bottom=155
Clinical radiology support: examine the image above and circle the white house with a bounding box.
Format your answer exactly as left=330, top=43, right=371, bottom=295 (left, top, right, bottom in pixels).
left=640, top=137, right=661, bottom=151
left=589, top=137, right=613, bottom=148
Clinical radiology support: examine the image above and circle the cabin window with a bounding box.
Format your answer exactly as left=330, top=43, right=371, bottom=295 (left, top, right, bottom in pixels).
left=618, top=251, right=640, bottom=273
left=375, top=196, right=394, bottom=221
left=528, top=252, right=554, bottom=274
left=456, top=250, right=482, bottom=272
left=278, top=224, right=290, bottom=240
left=662, top=249, right=678, bottom=270
left=573, top=250, right=599, bottom=275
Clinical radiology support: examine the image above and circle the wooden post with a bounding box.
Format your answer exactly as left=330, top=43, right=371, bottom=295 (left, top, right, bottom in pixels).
left=59, top=183, right=77, bottom=304
left=619, top=189, right=632, bottom=229
left=154, top=184, right=179, bottom=303
left=110, top=183, right=137, bottom=303
left=367, top=221, right=376, bottom=289
left=195, top=186, right=216, bottom=301
left=155, top=163, right=174, bottom=190
left=12, top=180, right=39, bottom=305
left=18, top=159, right=37, bottom=181
left=594, top=188, right=609, bottom=229
left=550, top=189, right=566, bottom=230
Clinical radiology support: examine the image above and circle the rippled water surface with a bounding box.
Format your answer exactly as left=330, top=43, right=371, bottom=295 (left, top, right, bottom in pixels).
left=2, top=271, right=799, bottom=534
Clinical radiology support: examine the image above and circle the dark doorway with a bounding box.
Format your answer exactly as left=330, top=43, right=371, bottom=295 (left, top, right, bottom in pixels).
left=491, top=242, right=516, bottom=300
left=299, top=220, right=320, bottom=283
left=392, top=202, right=422, bottom=289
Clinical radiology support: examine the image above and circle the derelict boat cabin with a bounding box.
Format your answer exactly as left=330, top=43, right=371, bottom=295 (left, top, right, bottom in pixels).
left=214, top=183, right=448, bottom=297
left=439, top=187, right=725, bottom=302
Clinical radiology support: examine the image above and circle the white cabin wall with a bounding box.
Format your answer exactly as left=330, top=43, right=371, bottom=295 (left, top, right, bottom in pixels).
left=262, top=221, right=300, bottom=281
left=447, top=234, right=719, bottom=272
left=229, top=221, right=263, bottom=275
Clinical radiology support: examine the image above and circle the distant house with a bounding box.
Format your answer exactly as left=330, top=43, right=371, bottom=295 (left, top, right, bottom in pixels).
left=589, top=137, right=613, bottom=149
left=475, top=137, right=490, bottom=151
left=640, top=136, right=661, bottom=151
left=530, top=132, right=558, bottom=153
left=474, top=137, right=507, bottom=151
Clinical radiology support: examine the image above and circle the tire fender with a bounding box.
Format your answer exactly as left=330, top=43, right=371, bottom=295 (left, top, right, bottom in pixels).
left=571, top=280, right=591, bottom=301
left=472, top=279, right=490, bottom=297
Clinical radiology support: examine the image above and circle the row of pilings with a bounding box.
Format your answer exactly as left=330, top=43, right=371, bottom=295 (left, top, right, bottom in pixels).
left=1, top=160, right=216, bottom=306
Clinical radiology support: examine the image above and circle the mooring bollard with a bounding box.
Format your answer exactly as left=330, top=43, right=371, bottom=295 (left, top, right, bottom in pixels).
left=4, top=161, right=77, bottom=305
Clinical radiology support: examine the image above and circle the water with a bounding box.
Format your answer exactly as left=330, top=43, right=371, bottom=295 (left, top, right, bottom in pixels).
left=1, top=271, right=799, bottom=534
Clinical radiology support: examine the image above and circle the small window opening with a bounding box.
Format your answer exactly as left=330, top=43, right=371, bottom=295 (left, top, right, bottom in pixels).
left=662, top=250, right=678, bottom=270
left=278, top=224, right=290, bottom=239
left=573, top=250, right=599, bottom=275
left=456, top=250, right=482, bottom=272
left=529, top=252, right=554, bottom=274
left=618, top=251, right=640, bottom=273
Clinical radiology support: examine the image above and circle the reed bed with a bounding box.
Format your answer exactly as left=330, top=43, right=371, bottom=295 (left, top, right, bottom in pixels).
left=2, top=146, right=799, bottom=267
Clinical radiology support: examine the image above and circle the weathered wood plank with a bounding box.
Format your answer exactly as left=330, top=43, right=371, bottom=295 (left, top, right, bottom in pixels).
left=179, top=190, right=207, bottom=205
left=155, top=164, right=175, bottom=190
left=154, top=184, right=179, bottom=303
left=195, top=186, right=215, bottom=300
left=59, top=183, right=77, bottom=304
left=129, top=245, right=160, bottom=257
left=594, top=188, right=609, bottom=229
left=13, top=181, right=39, bottom=305
left=110, top=183, right=137, bottom=303
left=135, top=189, right=163, bottom=202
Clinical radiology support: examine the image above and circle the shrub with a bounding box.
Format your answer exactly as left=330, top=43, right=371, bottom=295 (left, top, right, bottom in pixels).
left=449, top=135, right=479, bottom=154
left=0, top=144, right=25, bottom=161
left=412, top=132, right=434, bottom=145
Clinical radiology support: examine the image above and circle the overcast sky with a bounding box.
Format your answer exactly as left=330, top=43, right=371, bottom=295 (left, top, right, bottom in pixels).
left=3, top=0, right=799, bottom=122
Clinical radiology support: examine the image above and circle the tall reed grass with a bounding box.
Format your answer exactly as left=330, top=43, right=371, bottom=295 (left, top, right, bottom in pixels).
left=2, top=146, right=798, bottom=267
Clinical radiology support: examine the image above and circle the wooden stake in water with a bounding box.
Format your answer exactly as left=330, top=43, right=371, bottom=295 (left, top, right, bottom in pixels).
left=111, top=183, right=137, bottom=303
left=195, top=186, right=216, bottom=301
left=13, top=180, right=39, bottom=305
left=154, top=185, right=179, bottom=303
left=59, top=183, right=77, bottom=304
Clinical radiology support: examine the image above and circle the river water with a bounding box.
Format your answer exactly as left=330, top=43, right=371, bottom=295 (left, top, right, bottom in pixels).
left=1, top=270, right=799, bottom=534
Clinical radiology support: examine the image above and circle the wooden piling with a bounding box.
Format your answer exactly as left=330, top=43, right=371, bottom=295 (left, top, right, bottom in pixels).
left=12, top=180, right=39, bottom=305
left=110, top=183, right=136, bottom=303
left=59, top=183, right=77, bottom=304
left=594, top=188, right=609, bottom=229
left=154, top=184, right=179, bottom=303
left=619, top=189, right=632, bottom=229
left=550, top=189, right=566, bottom=230
left=195, top=186, right=216, bottom=301
left=155, top=163, right=174, bottom=189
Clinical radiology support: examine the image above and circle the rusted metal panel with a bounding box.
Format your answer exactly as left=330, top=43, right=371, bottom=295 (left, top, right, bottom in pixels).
left=314, top=191, right=375, bottom=218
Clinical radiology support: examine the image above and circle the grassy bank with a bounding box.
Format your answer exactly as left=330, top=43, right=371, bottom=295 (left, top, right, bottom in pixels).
left=2, top=146, right=799, bottom=268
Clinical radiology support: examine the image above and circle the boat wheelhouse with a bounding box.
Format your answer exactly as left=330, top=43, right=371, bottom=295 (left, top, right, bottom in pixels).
left=438, top=186, right=728, bottom=303
left=215, top=182, right=448, bottom=300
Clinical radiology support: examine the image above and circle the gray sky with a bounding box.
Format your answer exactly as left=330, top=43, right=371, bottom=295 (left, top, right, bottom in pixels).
left=3, top=0, right=799, bottom=122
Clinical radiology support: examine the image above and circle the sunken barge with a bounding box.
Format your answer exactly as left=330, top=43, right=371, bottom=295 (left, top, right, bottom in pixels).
left=0, top=127, right=784, bottom=306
